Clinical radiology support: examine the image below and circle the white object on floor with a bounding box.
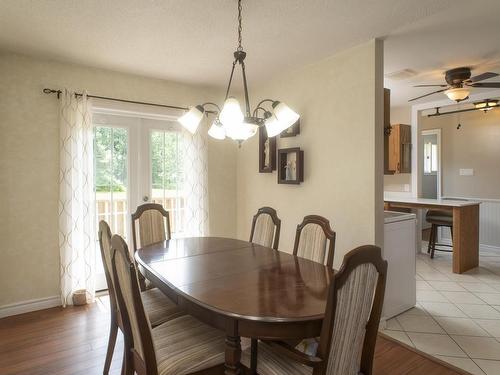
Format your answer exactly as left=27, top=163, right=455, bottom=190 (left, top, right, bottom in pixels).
left=382, top=211, right=417, bottom=319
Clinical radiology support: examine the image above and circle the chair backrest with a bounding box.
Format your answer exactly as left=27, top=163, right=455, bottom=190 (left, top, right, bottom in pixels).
left=131, top=203, right=171, bottom=252
left=293, top=215, right=336, bottom=267
left=111, top=234, right=158, bottom=374
left=317, top=245, right=387, bottom=375
left=249, top=207, right=281, bottom=250
left=98, top=220, right=119, bottom=315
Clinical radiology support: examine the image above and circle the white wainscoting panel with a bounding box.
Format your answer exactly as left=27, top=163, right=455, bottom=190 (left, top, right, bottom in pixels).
left=440, top=197, right=500, bottom=252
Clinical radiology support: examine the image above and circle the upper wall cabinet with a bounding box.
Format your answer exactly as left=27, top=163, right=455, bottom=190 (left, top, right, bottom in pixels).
left=385, top=124, right=412, bottom=174
left=383, top=88, right=412, bottom=174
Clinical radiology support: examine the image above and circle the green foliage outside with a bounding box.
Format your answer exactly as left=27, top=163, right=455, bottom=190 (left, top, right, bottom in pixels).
left=93, top=127, right=183, bottom=193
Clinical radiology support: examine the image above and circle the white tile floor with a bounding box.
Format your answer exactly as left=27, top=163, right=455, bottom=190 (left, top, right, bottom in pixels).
left=381, top=247, right=500, bottom=375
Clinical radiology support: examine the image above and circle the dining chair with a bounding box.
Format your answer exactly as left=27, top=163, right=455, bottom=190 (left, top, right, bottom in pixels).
left=249, top=206, right=281, bottom=250
left=293, top=215, right=336, bottom=268
left=131, top=203, right=171, bottom=290
left=241, top=245, right=388, bottom=375
left=98, top=221, right=184, bottom=375
left=110, top=233, right=227, bottom=375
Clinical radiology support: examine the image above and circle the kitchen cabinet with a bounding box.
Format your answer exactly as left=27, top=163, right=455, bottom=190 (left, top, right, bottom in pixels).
left=385, top=123, right=412, bottom=174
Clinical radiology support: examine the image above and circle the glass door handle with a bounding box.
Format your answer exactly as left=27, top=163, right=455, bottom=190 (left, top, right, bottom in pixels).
left=142, top=195, right=149, bottom=202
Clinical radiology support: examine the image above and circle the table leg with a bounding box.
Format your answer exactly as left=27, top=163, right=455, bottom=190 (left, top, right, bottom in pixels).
left=225, top=321, right=241, bottom=375
left=452, top=205, right=479, bottom=273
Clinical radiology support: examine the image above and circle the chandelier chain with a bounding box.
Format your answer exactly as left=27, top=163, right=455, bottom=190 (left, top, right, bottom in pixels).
left=237, top=0, right=243, bottom=51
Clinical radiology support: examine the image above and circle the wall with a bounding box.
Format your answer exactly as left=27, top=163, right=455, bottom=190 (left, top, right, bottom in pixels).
left=0, top=51, right=237, bottom=308
left=236, top=40, right=384, bottom=269
left=384, top=104, right=412, bottom=193
left=420, top=108, right=500, bottom=199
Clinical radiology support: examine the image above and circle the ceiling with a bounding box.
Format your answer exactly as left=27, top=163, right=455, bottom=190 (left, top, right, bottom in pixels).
left=1, top=0, right=500, bottom=106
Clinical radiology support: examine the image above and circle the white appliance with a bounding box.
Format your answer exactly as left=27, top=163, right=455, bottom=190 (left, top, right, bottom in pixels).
left=382, top=211, right=417, bottom=320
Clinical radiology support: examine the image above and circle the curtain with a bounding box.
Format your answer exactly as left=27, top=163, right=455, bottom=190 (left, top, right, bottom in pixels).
left=182, top=123, right=209, bottom=236
left=59, top=90, right=95, bottom=307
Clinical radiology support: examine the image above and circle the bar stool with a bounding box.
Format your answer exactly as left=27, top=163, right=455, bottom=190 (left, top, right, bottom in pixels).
left=426, top=210, right=453, bottom=259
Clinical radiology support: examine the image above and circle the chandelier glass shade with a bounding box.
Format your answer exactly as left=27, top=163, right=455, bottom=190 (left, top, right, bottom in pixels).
left=177, top=0, right=299, bottom=142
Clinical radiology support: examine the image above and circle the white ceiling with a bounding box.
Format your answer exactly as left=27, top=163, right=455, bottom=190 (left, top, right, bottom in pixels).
left=1, top=0, right=500, bottom=106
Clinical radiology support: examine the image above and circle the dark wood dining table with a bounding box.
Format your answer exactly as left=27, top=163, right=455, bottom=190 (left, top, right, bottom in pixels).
left=135, top=236, right=333, bottom=375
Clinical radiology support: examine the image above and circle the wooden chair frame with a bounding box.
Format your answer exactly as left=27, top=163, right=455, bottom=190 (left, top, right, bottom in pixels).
left=131, top=203, right=172, bottom=252
left=111, top=235, right=222, bottom=375
left=98, top=221, right=124, bottom=374
left=249, top=206, right=282, bottom=250
left=263, top=245, right=388, bottom=375
left=293, top=215, right=336, bottom=268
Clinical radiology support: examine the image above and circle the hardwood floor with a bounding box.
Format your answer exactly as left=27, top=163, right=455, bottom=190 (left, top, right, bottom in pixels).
left=0, top=297, right=466, bottom=375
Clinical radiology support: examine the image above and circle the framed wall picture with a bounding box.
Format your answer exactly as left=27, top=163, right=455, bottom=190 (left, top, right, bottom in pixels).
left=280, top=119, right=300, bottom=138
left=259, top=126, right=276, bottom=173
left=278, top=147, right=304, bottom=184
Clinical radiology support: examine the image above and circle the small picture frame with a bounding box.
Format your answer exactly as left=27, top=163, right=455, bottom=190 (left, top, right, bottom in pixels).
left=259, top=126, right=276, bottom=173
left=280, top=119, right=300, bottom=138
left=278, top=147, right=304, bottom=184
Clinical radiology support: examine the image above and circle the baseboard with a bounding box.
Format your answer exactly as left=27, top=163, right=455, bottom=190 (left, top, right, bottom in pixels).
left=0, top=296, right=61, bottom=319
left=439, top=238, right=500, bottom=254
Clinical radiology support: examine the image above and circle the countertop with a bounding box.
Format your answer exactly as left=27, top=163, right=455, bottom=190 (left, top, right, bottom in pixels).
left=385, top=197, right=481, bottom=208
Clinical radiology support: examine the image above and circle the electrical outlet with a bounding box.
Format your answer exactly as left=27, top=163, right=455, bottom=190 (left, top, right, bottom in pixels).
left=459, top=168, right=474, bottom=176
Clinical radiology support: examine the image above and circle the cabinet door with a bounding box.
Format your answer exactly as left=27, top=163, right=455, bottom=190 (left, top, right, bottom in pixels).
left=400, top=125, right=412, bottom=173
left=388, top=125, right=400, bottom=173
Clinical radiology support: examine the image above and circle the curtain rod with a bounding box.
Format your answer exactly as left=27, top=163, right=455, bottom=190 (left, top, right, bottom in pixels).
left=43, top=88, right=189, bottom=112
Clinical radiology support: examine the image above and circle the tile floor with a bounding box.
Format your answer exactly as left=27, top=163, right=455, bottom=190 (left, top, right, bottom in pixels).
left=381, top=246, right=500, bottom=375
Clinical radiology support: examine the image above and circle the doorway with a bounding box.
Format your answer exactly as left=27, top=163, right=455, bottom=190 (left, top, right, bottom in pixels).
left=92, top=111, right=185, bottom=290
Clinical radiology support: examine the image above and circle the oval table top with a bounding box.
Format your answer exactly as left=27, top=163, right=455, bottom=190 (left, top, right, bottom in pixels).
left=135, top=236, right=333, bottom=323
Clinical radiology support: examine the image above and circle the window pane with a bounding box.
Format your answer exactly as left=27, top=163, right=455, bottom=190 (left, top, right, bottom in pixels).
left=150, top=130, right=185, bottom=235
left=431, top=144, right=438, bottom=172
left=94, top=126, right=128, bottom=239
left=424, top=142, right=432, bottom=174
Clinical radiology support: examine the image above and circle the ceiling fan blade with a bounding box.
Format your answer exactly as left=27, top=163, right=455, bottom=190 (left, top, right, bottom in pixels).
left=469, top=72, right=499, bottom=82
left=413, top=84, right=448, bottom=87
left=408, top=88, right=447, bottom=102
left=469, top=82, right=500, bottom=88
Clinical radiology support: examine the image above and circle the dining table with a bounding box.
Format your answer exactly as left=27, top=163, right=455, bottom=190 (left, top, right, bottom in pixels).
left=135, top=236, right=333, bottom=375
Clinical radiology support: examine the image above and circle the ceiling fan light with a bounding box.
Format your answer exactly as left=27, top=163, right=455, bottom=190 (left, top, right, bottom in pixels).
left=474, top=102, right=487, bottom=109
left=219, top=97, right=244, bottom=128
left=208, top=120, right=226, bottom=140
left=445, top=87, right=470, bottom=102
left=178, top=105, right=204, bottom=134
left=271, top=101, right=300, bottom=129
left=487, top=100, right=498, bottom=107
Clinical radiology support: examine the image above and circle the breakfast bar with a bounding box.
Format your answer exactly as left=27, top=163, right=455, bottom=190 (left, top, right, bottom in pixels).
left=384, top=198, right=480, bottom=274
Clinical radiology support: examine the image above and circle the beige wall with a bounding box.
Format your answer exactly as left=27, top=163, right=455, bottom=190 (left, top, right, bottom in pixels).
left=420, top=108, right=500, bottom=199
left=384, top=105, right=412, bottom=192
left=236, top=40, right=385, bottom=269
left=0, top=51, right=237, bottom=306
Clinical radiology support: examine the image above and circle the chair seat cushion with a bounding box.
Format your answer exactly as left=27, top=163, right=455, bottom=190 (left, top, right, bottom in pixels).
left=142, top=288, right=184, bottom=327
left=241, top=342, right=313, bottom=375
left=426, top=210, right=453, bottom=225
left=153, top=315, right=226, bottom=375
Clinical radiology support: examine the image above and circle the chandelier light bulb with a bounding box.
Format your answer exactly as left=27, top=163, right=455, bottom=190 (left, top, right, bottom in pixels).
left=264, top=114, right=284, bottom=137
left=208, top=120, right=226, bottom=140
left=272, top=101, right=300, bottom=130
left=219, top=97, right=244, bottom=128
left=226, top=119, right=258, bottom=141
left=178, top=105, right=204, bottom=134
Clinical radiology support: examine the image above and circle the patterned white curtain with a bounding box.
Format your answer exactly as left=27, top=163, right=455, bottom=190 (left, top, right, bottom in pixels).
left=182, top=124, right=209, bottom=236
left=59, top=90, right=95, bottom=307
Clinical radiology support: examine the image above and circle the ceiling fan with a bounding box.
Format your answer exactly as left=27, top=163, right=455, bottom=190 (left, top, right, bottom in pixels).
left=408, top=67, right=500, bottom=102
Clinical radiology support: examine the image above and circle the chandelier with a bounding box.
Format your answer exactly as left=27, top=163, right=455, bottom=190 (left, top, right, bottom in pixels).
left=178, top=0, right=300, bottom=142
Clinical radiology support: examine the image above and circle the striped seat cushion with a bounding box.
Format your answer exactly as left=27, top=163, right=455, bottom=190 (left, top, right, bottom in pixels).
left=153, top=315, right=226, bottom=375
left=241, top=342, right=312, bottom=375
left=296, top=223, right=328, bottom=264
left=142, top=288, right=184, bottom=327
left=252, top=213, right=276, bottom=248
